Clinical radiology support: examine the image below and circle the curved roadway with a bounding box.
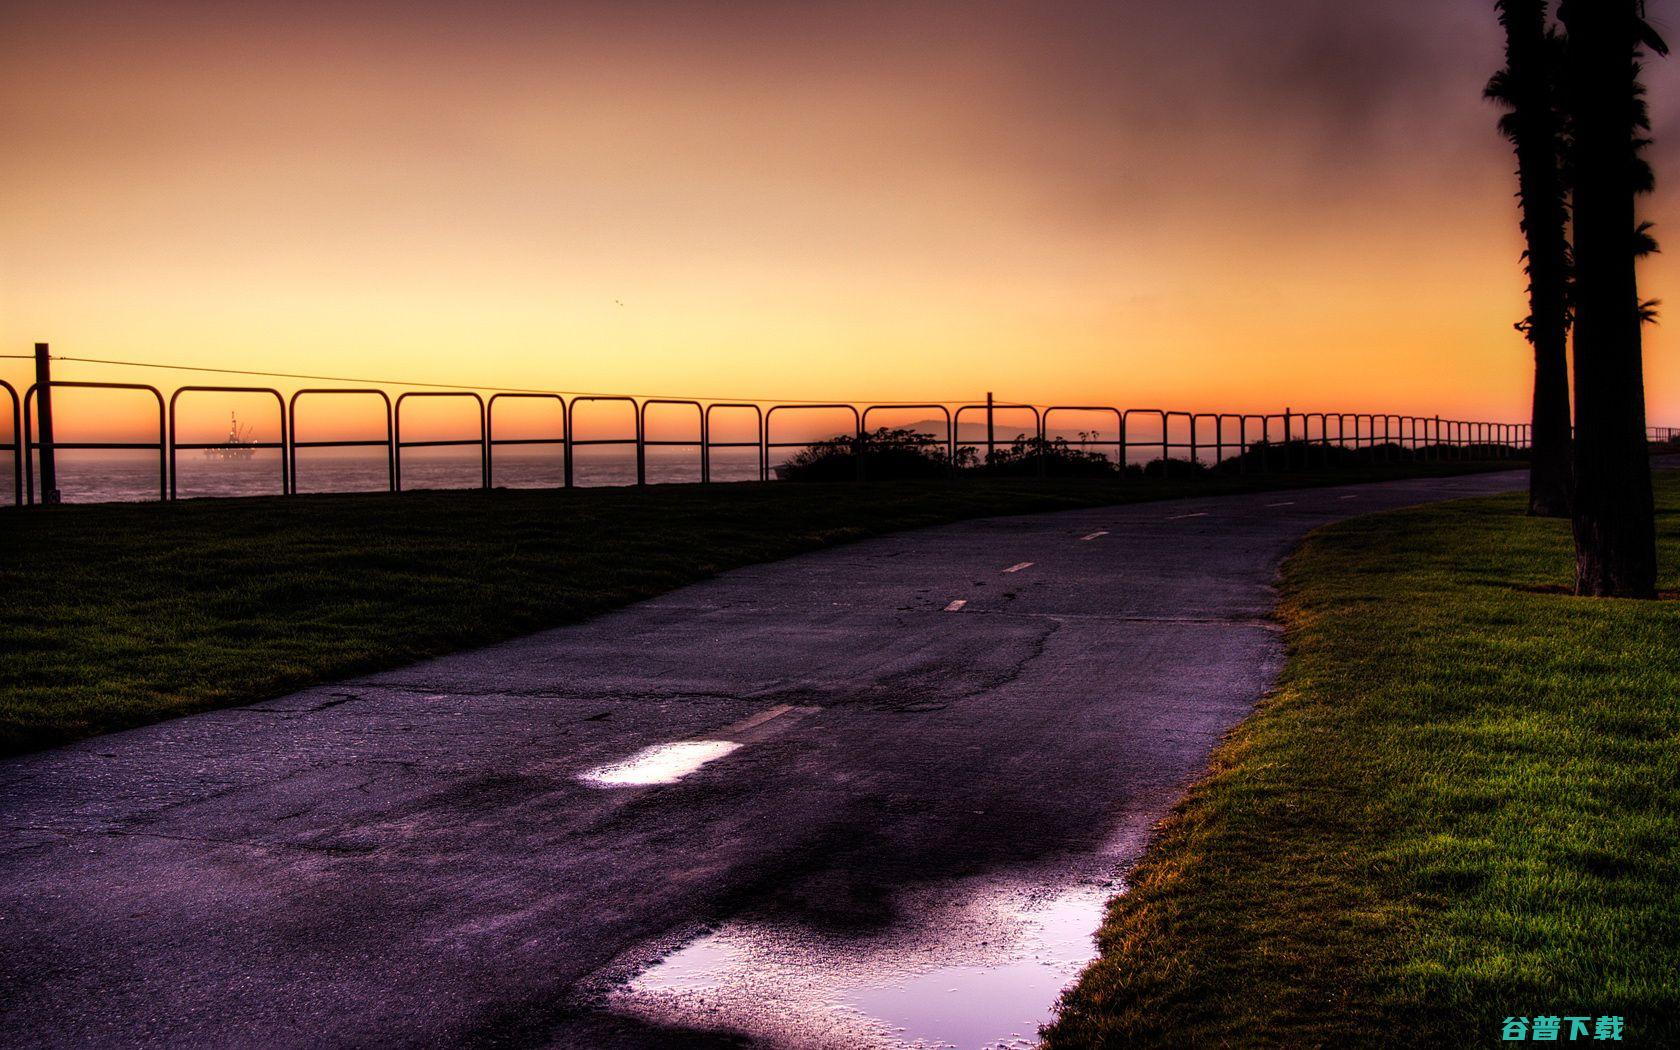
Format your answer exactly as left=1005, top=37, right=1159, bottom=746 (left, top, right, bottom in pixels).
left=1, top=469, right=1532, bottom=1047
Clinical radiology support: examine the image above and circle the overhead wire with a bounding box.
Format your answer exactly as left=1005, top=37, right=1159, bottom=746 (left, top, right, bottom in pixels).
left=21, top=354, right=990, bottom=407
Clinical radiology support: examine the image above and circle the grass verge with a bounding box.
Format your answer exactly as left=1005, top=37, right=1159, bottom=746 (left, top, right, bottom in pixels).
left=1045, top=470, right=1679, bottom=1047
left=1, top=462, right=1506, bottom=756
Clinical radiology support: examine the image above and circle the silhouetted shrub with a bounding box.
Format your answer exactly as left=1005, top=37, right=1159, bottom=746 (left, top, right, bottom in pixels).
left=779, top=427, right=957, bottom=481
left=973, top=435, right=1119, bottom=477
left=1141, top=456, right=1210, bottom=479
left=779, top=429, right=1531, bottom=483
left=1222, top=439, right=1397, bottom=472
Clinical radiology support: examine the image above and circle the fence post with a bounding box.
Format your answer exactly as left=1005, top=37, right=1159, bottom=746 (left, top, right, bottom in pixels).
left=985, top=391, right=995, bottom=467
left=856, top=414, right=866, bottom=482
left=1039, top=409, right=1049, bottom=480
left=34, top=343, right=60, bottom=505
left=1283, top=406, right=1292, bottom=471
left=563, top=407, right=575, bottom=488
left=635, top=403, right=646, bottom=487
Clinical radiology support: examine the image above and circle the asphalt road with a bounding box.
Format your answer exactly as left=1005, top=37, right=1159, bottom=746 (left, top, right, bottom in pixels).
left=1, top=469, right=1532, bottom=1048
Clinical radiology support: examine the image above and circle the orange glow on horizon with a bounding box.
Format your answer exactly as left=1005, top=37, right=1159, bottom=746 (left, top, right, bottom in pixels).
left=2, top=1, right=1676, bottom=441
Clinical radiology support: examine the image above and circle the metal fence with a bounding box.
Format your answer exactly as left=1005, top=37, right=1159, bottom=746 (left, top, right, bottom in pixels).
left=5, top=351, right=1674, bottom=507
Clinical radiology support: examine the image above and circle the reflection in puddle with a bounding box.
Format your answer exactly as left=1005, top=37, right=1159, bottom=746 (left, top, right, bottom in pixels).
left=579, top=740, right=742, bottom=787
left=843, top=888, right=1105, bottom=1049
left=614, top=882, right=1115, bottom=1049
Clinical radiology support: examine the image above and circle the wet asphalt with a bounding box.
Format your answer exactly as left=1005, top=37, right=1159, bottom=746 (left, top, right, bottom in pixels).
left=0, top=469, right=1533, bottom=1048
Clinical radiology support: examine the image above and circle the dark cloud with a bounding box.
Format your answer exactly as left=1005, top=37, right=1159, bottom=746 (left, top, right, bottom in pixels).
left=2, top=0, right=1670, bottom=220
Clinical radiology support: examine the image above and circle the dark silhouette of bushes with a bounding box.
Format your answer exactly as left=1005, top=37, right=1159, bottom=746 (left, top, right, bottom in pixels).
left=778, top=427, right=957, bottom=481
left=779, top=432, right=1529, bottom=482
left=781, top=429, right=1123, bottom=481
left=975, top=435, right=1118, bottom=478
left=1141, top=456, right=1209, bottom=479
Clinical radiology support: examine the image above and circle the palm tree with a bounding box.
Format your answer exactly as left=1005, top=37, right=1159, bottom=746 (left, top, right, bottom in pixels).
left=1558, top=0, right=1667, bottom=597
left=1487, top=0, right=1574, bottom=518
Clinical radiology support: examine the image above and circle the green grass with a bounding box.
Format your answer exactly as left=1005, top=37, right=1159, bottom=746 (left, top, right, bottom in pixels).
left=1046, top=470, right=1680, bottom=1048
left=0, top=463, right=1514, bottom=756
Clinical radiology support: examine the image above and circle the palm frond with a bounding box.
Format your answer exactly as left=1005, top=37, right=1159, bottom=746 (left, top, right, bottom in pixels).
left=1636, top=7, right=1670, bottom=57
left=1634, top=221, right=1661, bottom=257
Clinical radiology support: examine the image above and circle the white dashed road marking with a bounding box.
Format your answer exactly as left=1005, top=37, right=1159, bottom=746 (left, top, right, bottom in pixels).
left=1002, top=562, right=1034, bottom=573
left=1080, top=531, right=1109, bottom=541
left=724, top=704, right=799, bottom=735
left=1265, top=501, right=1295, bottom=508
left=1337, top=495, right=1359, bottom=501
left=944, top=599, right=968, bottom=612
left=1167, top=512, right=1209, bottom=520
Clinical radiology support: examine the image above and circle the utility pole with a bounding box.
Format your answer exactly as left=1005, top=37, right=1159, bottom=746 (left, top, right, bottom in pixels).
left=34, top=342, right=59, bottom=505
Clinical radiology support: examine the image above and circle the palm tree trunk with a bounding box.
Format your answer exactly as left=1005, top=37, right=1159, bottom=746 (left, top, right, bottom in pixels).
left=1561, top=0, right=1657, bottom=597
left=1495, top=0, right=1574, bottom=516
left=1528, top=323, right=1572, bottom=516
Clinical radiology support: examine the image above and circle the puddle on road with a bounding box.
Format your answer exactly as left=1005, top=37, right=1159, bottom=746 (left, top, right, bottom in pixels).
left=610, top=879, right=1118, bottom=1049
left=578, top=741, right=742, bottom=787
left=578, top=706, right=815, bottom=788
left=843, top=887, right=1107, bottom=1049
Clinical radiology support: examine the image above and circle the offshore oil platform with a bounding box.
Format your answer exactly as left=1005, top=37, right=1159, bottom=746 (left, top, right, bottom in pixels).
left=203, top=412, right=258, bottom=460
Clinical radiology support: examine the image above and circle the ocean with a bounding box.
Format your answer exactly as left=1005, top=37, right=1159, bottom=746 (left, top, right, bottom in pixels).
left=4, top=446, right=772, bottom=505
left=2, top=429, right=1172, bottom=506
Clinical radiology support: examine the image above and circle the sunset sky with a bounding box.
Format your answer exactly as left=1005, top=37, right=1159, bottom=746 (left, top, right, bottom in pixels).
left=2, top=0, right=1677, bottom=439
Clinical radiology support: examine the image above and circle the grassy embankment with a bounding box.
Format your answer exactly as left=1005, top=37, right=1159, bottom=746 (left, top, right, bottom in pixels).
left=0, top=462, right=1509, bottom=756
left=1047, top=469, right=1679, bottom=1048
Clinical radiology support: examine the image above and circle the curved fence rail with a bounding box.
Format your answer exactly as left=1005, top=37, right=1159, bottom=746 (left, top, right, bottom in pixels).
left=169, top=386, right=289, bottom=499
left=566, top=395, right=639, bottom=488
left=702, top=402, right=766, bottom=483
left=640, top=399, right=704, bottom=485
left=766, top=404, right=862, bottom=481
left=25, top=381, right=168, bottom=503
left=486, top=393, right=567, bottom=489
left=394, top=391, right=486, bottom=492
left=860, top=403, right=955, bottom=470
left=954, top=401, right=1042, bottom=462
left=14, top=351, right=1667, bottom=509
left=288, top=388, right=394, bottom=496
left=1, top=380, right=21, bottom=506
